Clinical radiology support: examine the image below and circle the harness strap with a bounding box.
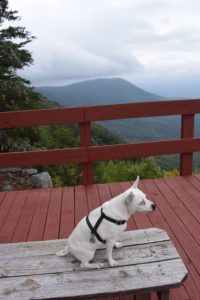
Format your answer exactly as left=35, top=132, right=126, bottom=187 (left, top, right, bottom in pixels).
left=100, top=208, right=126, bottom=225
left=86, top=207, right=126, bottom=244
left=86, top=214, right=106, bottom=244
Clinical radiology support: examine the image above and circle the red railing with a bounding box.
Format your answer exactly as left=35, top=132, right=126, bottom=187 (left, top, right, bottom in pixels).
left=0, top=99, right=200, bottom=184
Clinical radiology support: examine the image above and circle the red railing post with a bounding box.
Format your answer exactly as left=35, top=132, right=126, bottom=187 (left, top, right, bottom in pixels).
left=79, top=121, right=94, bottom=185
left=180, top=114, right=195, bottom=175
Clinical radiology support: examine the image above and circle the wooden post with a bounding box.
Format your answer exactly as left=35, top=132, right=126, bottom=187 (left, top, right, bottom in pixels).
left=79, top=121, right=94, bottom=185
left=180, top=114, right=195, bottom=176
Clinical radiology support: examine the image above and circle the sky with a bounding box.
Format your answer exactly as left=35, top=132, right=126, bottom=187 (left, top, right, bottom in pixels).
left=9, top=0, right=200, bottom=98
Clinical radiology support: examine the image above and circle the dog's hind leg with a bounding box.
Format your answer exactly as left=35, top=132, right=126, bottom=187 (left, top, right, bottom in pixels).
left=56, top=245, right=69, bottom=256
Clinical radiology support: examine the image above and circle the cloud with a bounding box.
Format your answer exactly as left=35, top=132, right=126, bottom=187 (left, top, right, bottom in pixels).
left=21, top=40, right=142, bottom=86
left=9, top=0, right=200, bottom=96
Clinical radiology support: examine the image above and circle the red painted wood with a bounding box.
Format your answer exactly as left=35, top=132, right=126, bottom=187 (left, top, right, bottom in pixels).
left=0, top=107, right=84, bottom=128
left=79, top=122, right=94, bottom=184
left=11, top=190, right=41, bottom=242
left=86, top=184, right=101, bottom=212
left=1, top=99, right=200, bottom=127
left=153, top=179, right=200, bottom=296
left=88, top=137, right=200, bottom=161
left=1, top=100, right=200, bottom=182
left=27, top=189, right=51, bottom=241
left=0, top=148, right=88, bottom=168
left=144, top=179, right=200, bottom=266
left=143, top=179, right=199, bottom=299
left=0, top=191, right=17, bottom=231
left=0, top=192, right=6, bottom=205
left=165, top=177, right=200, bottom=225
left=180, top=114, right=195, bottom=176
left=85, top=99, right=200, bottom=122
left=155, top=178, right=200, bottom=246
left=43, top=188, right=62, bottom=240
left=74, top=185, right=88, bottom=226
left=98, top=183, right=112, bottom=204
left=59, top=186, right=75, bottom=238
left=121, top=295, right=135, bottom=300
left=185, top=174, right=200, bottom=192
left=0, top=190, right=29, bottom=243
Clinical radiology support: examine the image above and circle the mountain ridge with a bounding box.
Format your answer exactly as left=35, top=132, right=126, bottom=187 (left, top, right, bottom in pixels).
left=35, top=77, right=165, bottom=107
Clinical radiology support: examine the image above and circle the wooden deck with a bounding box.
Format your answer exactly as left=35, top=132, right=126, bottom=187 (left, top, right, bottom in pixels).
left=0, top=175, right=200, bottom=300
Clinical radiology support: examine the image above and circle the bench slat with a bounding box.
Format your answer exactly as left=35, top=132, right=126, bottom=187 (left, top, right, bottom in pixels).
left=0, top=259, right=187, bottom=300
left=0, top=228, right=168, bottom=257
left=0, top=240, right=178, bottom=277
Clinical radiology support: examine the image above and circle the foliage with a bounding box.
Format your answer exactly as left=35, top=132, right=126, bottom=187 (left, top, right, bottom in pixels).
left=38, top=125, right=79, bottom=149
left=38, top=164, right=82, bottom=187
left=163, top=169, right=179, bottom=177
left=0, top=0, right=48, bottom=153
left=0, top=0, right=45, bottom=111
left=95, top=157, right=163, bottom=183
left=92, top=123, right=125, bottom=145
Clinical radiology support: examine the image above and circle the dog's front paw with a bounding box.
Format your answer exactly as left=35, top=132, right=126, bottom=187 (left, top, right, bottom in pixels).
left=80, top=262, right=104, bottom=269
left=114, top=242, right=123, bottom=249
left=109, top=259, right=119, bottom=267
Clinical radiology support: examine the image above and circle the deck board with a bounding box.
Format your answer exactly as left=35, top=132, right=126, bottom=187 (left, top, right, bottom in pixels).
left=43, top=188, right=62, bottom=240
left=27, top=189, right=51, bottom=241
left=11, top=190, right=40, bottom=243
left=59, top=186, right=74, bottom=239
left=0, top=175, right=200, bottom=300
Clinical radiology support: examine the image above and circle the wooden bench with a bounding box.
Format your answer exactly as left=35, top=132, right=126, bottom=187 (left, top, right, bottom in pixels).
left=0, top=228, right=187, bottom=300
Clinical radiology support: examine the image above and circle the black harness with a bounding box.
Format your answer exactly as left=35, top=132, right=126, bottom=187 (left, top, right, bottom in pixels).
left=86, top=207, right=126, bottom=244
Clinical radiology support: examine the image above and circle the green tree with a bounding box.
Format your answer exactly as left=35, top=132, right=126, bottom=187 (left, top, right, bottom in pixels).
left=0, top=0, right=44, bottom=111
left=0, top=0, right=47, bottom=153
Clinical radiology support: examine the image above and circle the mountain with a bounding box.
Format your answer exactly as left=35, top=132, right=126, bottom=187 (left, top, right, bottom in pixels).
left=36, top=78, right=165, bottom=107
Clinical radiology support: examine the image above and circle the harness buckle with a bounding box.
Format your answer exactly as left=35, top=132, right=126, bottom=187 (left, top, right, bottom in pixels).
left=89, top=234, right=96, bottom=244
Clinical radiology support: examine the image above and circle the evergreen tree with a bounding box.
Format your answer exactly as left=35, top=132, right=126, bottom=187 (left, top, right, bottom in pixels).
left=0, top=0, right=47, bottom=153
left=0, top=0, right=44, bottom=111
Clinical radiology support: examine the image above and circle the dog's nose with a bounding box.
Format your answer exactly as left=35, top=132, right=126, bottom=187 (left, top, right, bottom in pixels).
left=151, top=203, right=156, bottom=210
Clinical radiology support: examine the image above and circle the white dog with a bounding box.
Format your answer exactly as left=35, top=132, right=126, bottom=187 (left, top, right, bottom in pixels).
left=56, top=176, right=156, bottom=268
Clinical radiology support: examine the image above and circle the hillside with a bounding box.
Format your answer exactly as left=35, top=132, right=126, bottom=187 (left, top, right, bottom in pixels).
left=36, top=78, right=165, bottom=106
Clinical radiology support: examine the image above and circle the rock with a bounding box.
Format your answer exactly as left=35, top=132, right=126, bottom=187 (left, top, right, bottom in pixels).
left=22, top=169, right=38, bottom=176
left=0, top=168, right=53, bottom=191
left=8, top=173, right=16, bottom=179
left=19, top=177, right=26, bottom=185
left=2, top=182, right=13, bottom=191
left=0, top=168, right=21, bottom=174
left=27, top=172, right=53, bottom=188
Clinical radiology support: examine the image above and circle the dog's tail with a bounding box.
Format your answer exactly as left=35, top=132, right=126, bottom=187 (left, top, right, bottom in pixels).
left=56, top=245, right=69, bottom=256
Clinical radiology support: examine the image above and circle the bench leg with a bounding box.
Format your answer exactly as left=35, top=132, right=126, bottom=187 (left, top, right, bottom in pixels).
left=157, top=290, right=169, bottom=300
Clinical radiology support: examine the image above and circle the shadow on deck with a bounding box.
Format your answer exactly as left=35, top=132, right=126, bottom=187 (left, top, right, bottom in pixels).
left=0, top=175, right=200, bottom=300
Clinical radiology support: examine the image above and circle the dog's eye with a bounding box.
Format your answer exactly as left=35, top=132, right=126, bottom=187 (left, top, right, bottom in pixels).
left=139, top=200, right=145, bottom=205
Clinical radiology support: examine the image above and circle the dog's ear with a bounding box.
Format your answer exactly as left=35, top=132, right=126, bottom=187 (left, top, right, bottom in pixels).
left=132, top=176, right=140, bottom=189
left=125, top=191, right=134, bottom=206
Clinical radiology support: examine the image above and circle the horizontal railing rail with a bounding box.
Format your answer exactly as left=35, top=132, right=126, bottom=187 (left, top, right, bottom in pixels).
left=0, top=99, right=200, bottom=184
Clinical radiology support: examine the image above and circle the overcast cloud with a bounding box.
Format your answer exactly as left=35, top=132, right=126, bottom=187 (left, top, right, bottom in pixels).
left=9, top=0, right=200, bottom=97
